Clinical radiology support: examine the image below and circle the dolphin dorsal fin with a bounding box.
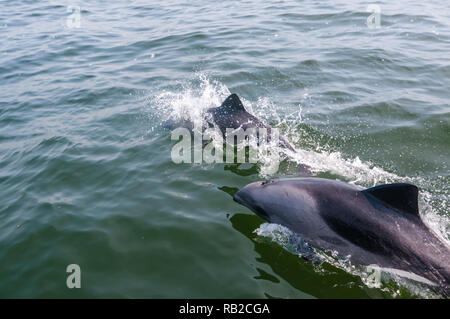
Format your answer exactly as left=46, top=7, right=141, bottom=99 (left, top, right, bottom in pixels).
left=220, top=94, right=246, bottom=111
left=362, top=183, right=419, bottom=216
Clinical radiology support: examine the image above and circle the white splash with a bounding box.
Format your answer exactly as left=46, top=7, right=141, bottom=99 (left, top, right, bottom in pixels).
left=152, top=73, right=231, bottom=128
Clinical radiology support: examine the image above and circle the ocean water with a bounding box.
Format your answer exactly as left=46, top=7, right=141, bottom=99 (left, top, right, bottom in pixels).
left=0, top=0, right=449, bottom=298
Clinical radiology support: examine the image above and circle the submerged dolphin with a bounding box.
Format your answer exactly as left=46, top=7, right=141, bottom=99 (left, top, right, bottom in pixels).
left=164, top=93, right=311, bottom=173
left=233, top=177, right=450, bottom=295
left=206, top=94, right=295, bottom=152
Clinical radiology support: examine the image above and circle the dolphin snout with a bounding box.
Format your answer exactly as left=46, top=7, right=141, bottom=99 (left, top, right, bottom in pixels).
left=233, top=181, right=261, bottom=205
left=233, top=187, right=251, bottom=206
left=233, top=191, right=245, bottom=205
left=233, top=182, right=271, bottom=222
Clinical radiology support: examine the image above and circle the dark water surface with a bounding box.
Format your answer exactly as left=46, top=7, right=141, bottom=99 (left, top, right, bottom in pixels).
left=0, top=0, right=449, bottom=298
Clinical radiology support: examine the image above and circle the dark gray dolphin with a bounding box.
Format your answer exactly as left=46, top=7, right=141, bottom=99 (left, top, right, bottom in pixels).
left=233, top=177, right=450, bottom=295
left=164, top=93, right=311, bottom=174
left=209, top=94, right=312, bottom=174
left=206, top=94, right=295, bottom=152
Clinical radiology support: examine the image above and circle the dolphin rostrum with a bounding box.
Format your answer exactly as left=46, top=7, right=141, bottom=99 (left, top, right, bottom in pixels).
left=233, top=177, right=450, bottom=295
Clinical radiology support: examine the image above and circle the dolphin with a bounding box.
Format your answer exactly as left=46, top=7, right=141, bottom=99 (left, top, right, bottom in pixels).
left=233, top=177, right=450, bottom=295
left=164, top=93, right=311, bottom=174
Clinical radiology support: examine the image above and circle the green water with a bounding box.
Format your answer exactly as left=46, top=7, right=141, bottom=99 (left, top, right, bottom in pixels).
left=0, top=0, right=449, bottom=298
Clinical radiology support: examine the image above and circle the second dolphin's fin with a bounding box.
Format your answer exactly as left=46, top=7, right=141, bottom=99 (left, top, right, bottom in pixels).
left=220, top=94, right=246, bottom=111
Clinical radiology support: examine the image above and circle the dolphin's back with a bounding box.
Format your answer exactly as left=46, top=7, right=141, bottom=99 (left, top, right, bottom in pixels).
left=296, top=179, right=450, bottom=288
